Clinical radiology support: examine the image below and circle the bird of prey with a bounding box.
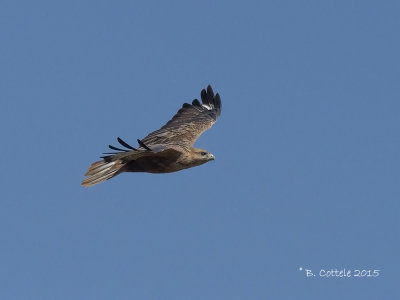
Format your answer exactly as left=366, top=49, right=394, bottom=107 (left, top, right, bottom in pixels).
left=81, top=85, right=221, bottom=187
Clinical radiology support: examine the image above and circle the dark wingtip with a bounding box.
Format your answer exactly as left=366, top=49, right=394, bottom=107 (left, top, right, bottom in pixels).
left=200, top=89, right=207, bottom=103
left=117, top=137, right=137, bottom=151
left=108, top=144, right=128, bottom=152
left=199, top=85, right=221, bottom=116
left=201, top=85, right=216, bottom=104
left=192, top=99, right=201, bottom=107
left=215, top=93, right=222, bottom=115
left=206, top=85, right=214, bottom=101
left=137, top=139, right=152, bottom=151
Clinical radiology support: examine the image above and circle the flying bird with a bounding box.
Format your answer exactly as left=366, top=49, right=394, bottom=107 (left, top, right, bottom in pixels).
left=81, top=85, right=222, bottom=187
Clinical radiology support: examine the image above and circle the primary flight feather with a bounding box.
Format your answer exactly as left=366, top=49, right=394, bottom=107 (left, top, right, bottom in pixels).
left=81, top=85, right=221, bottom=187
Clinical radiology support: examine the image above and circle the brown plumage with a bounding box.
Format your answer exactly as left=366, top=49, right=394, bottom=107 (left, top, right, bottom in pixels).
left=81, top=85, right=222, bottom=187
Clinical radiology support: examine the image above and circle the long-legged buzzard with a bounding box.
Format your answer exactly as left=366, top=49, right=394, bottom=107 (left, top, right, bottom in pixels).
left=82, top=85, right=221, bottom=187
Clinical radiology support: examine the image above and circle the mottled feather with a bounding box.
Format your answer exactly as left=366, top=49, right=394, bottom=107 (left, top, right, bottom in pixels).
left=141, top=85, right=221, bottom=148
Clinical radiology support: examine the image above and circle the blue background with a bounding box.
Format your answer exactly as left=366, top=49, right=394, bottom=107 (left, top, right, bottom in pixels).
left=1, top=0, right=399, bottom=299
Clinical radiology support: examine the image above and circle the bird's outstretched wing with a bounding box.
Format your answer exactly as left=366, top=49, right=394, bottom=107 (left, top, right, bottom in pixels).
left=141, top=85, right=222, bottom=149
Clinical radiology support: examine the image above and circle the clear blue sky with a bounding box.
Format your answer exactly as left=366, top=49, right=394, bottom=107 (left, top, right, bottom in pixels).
left=1, top=0, right=399, bottom=299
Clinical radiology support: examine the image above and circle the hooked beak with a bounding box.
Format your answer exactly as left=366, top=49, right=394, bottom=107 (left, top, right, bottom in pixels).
left=209, top=154, right=215, bottom=160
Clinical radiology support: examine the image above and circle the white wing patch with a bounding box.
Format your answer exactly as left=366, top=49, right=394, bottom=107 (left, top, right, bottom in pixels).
left=202, top=104, right=212, bottom=110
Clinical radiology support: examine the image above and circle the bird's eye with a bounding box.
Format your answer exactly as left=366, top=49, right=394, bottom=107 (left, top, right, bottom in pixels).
left=201, top=152, right=207, bottom=156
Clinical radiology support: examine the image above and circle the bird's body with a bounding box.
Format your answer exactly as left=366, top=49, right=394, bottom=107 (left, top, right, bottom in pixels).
left=82, top=85, right=221, bottom=187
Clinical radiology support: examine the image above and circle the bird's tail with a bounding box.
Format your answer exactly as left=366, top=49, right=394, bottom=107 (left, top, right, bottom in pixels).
left=81, top=159, right=125, bottom=187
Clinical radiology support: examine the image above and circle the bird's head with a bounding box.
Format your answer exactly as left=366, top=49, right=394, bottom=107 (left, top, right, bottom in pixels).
left=190, top=148, right=215, bottom=165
